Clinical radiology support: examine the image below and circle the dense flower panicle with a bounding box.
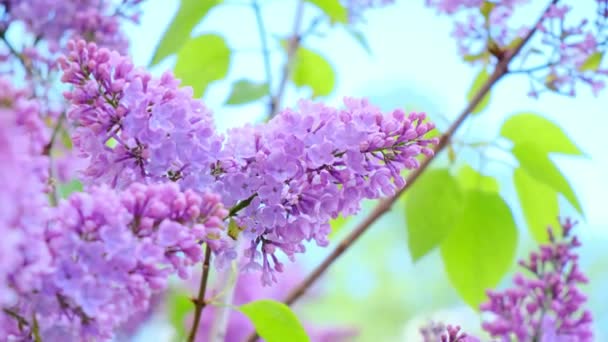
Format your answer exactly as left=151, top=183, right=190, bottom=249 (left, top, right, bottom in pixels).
left=214, top=98, right=438, bottom=284
left=1, top=183, right=229, bottom=341
left=2, top=0, right=142, bottom=54
left=194, top=268, right=357, bottom=342
left=425, top=0, right=608, bottom=96
left=59, top=40, right=223, bottom=190
left=0, top=79, right=50, bottom=308
left=480, top=219, right=593, bottom=342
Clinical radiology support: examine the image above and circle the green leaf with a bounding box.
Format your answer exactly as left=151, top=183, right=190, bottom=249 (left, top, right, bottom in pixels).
left=579, top=51, right=603, bottom=71
left=405, top=169, right=464, bottom=261
left=463, top=52, right=488, bottom=63
left=174, top=34, right=231, bottom=98
left=106, top=137, right=118, bottom=148
left=150, top=0, right=223, bottom=65
left=57, top=180, right=83, bottom=199
left=440, top=191, right=517, bottom=308
left=480, top=1, right=496, bottom=19
left=512, top=144, right=583, bottom=214
left=329, top=214, right=349, bottom=239
left=291, top=46, right=336, bottom=97
left=466, top=69, right=491, bottom=115
left=167, top=290, right=193, bottom=341
left=514, top=168, right=559, bottom=243
left=60, top=127, right=72, bottom=149
left=501, top=112, right=583, bottom=155
left=305, top=0, right=348, bottom=24
left=227, top=218, right=243, bottom=240
left=225, top=80, right=269, bottom=105
left=457, top=165, right=499, bottom=193
left=239, top=300, right=310, bottom=342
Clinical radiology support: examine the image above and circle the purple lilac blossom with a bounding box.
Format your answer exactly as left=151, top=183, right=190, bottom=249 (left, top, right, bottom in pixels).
left=193, top=268, right=358, bottom=342
left=480, top=219, right=593, bottom=342
left=59, top=40, right=438, bottom=285
left=0, top=78, right=50, bottom=308
left=215, top=98, right=437, bottom=285
left=59, top=40, right=223, bottom=190
left=2, top=0, right=142, bottom=54
left=1, top=183, right=229, bottom=341
left=425, top=0, right=608, bottom=96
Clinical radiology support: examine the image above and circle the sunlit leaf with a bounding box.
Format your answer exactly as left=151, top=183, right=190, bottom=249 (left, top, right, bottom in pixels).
left=466, top=69, right=491, bottom=115
left=305, top=0, right=348, bottom=24
left=463, top=52, right=488, bottom=63
left=57, top=180, right=83, bottom=199
left=291, top=46, right=336, bottom=97
left=239, top=300, right=310, bottom=342
left=225, top=79, right=269, bottom=105
left=514, top=168, right=560, bottom=243
left=60, top=127, right=72, bottom=149
left=329, top=214, right=349, bottom=239
left=167, top=290, right=193, bottom=341
left=106, top=137, right=118, bottom=148
left=440, top=191, right=517, bottom=308
left=480, top=1, right=495, bottom=19
left=151, top=0, right=223, bottom=65
left=512, top=144, right=583, bottom=214
left=406, top=169, right=464, bottom=261
left=457, top=164, right=499, bottom=193
left=501, top=112, right=583, bottom=155
left=174, top=34, right=231, bottom=98
left=579, top=51, right=603, bottom=71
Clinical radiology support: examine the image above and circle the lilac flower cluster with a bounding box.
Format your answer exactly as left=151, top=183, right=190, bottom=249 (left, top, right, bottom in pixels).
left=480, top=219, right=593, bottom=341
left=216, top=99, right=437, bottom=284
left=0, top=78, right=50, bottom=308
left=59, top=40, right=223, bottom=190
left=59, top=40, right=438, bottom=284
left=2, top=0, right=142, bottom=54
left=425, top=0, right=608, bottom=96
left=1, top=183, right=228, bottom=341
left=194, top=267, right=358, bottom=342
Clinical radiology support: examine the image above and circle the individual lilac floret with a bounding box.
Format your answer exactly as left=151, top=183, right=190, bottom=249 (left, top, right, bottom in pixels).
left=0, top=79, right=50, bottom=305
left=214, top=98, right=438, bottom=285
left=425, top=0, right=608, bottom=96
left=480, top=219, right=593, bottom=342
left=5, top=0, right=142, bottom=53
left=1, top=183, right=229, bottom=341
left=59, top=40, right=223, bottom=190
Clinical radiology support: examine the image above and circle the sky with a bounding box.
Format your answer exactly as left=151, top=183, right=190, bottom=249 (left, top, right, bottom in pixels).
left=126, top=1, right=608, bottom=340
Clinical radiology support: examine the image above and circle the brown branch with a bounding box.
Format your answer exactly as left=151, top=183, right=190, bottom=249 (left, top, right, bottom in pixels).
left=187, top=245, right=212, bottom=342
left=268, top=0, right=305, bottom=118
left=245, top=0, right=558, bottom=340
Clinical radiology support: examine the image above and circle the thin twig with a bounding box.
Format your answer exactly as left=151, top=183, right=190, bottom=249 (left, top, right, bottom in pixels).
left=0, top=31, right=34, bottom=76
left=187, top=245, right=213, bottom=342
left=245, top=2, right=558, bottom=340
left=252, top=0, right=274, bottom=114
left=269, top=0, right=305, bottom=117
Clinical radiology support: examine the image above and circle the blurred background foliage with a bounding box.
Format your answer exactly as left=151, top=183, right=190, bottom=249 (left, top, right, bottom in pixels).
left=82, top=0, right=608, bottom=340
